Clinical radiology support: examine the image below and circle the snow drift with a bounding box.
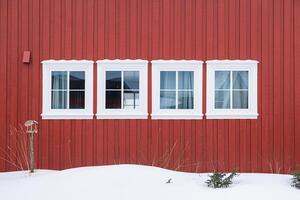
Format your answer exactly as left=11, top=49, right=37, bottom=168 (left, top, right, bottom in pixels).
left=0, top=165, right=299, bottom=200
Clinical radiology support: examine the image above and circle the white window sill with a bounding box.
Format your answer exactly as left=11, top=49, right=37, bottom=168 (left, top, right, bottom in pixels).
left=205, top=113, right=259, bottom=119
left=41, top=113, right=94, bottom=119
left=96, top=113, right=148, bottom=119
left=151, top=113, right=203, bottom=120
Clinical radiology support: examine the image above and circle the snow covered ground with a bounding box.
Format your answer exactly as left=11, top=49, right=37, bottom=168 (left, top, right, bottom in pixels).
left=0, top=165, right=299, bottom=200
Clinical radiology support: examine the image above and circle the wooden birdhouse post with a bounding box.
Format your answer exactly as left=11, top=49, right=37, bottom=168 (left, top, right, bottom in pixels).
left=24, top=120, right=38, bottom=173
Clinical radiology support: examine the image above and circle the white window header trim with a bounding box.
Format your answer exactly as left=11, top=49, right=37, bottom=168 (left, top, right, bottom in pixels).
left=206, top=60, right=259, bottom=65
left=151, top=60, right=203, bottom=66
left=42, top=60, right=94, bottom=65
left=97, top=59, right=148, bottom=65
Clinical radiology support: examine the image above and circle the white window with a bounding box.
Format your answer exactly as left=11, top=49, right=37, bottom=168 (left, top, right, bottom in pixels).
left=41, top=60, right=94, bottom=119
left=151, top=60, right=203, bottom=119
left=96, top=59, right=148, bottom=119
left=206, top=60, right=258, bottom=119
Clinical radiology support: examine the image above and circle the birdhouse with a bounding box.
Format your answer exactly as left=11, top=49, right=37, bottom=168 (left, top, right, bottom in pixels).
left=24, top=120, right=38, bottom=134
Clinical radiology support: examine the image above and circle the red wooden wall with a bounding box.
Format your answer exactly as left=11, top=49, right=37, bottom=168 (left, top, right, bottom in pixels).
left=0, top=0, right=299, bottom=173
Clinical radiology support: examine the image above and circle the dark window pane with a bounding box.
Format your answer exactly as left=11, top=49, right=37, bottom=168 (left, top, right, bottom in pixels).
left=178, top=91, right=194, bottom=109
left=160, top=91, right=176, bottom=109
left=52, top=71, right=67, bottom=89
left=106, top=91, right=121, bottom=109
left=124, top=71, right=139, bottom=90
left=233, top=71, right=248, bottom=89
left=70, top=71, right=85, bottom=89
left=69, top=91, right=85, bottom=109
left=215, top=71, right=230, bottom=89
left=178, top=71, right=194, bottom=90
left=160, top=71, right=176, bottom=89
left=106, top=71, right=121, bottom=89
left=123, top=91, right=139, bottom=109
left=233, top=91, right=248, bottom=109
left=215, top=90, right=230, bottom=109
left=51, top=91, right=67, bottom=109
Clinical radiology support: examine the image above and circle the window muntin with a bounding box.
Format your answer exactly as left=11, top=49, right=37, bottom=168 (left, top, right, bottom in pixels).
left=214, top=70, right=248, bottom=109
left=206, top=60, right=258, bottom=119
left=51, top=71, right=85, bottom=109
left=97, top=60, right=148, bottom=119
left=42, top=60, right=93, bottom=119
left=160, top=71, right=194, bottom=109
left=105, top=71, right=140, bottom=109
left=151, top=60, right=203, bottom=120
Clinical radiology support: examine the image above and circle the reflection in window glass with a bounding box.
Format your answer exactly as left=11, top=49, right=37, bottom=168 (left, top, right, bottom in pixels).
left=105, top=71, right=140, bottom=109
left=106, top=71, right=121, bottom=89
left=106, top=91, right=121, bottom=108
left=160, top=91, right=176, bottom=109
left=124, top=71, right=139, bottom=89
left=70, top=71, right=85, bottom=89
left=69, top=91, right=85, bottom=109
left=124, top=91, right=139, bottom=109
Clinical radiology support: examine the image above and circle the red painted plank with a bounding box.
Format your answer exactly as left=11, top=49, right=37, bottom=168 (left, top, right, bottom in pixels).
left=272, top=0, right=284, bottom=172
left=107, top=120, right=115, bottom=164
left=294, top=0, right=300, bottom=171
left=261, top=0, right=270, bottom=172
left=96, top=120, right=104, bottom=165
left=283, top=0, right=293, bottom=173
left=0, top=0, right=8, bottom=171
left=118, top=120, right=126, bottom=163
left=6, top=0, right=19, bottom=171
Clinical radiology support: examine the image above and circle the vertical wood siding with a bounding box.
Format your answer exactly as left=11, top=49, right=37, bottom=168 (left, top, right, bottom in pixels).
left=0, top=0, right=299, bottom=173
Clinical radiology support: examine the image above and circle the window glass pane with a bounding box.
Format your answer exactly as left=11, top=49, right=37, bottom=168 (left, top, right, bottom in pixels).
left=124, top=71, right=139, bottom=90
left=106, top=71, right=121, bottom=89
left=69, top=91, right=85, bottom=109
left=178, top=91, right=194, bottom=109
left=123, top=91, right=139, bottom=109
left=51, top=71, right=67, bottom=89
left=106, top=91, right=121, bottom=109
left=233, top=71, right=248, bottom=89
left=233, top=91, right=248, bottom=109
left=215, top=71, right=230, bottom=89
left=70, top=71, right=85, bottom=89
left=160, top=71, right=176, bottom=89
left=215, top=90, right=230, bottom=109
left=51, top=91, right=67, bottom=109
left=178, top=71, right=194, bottom=90
left=160, top=91, right=176, bottom=109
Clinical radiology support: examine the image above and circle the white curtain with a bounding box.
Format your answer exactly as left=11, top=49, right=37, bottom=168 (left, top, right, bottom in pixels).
left=215, top=71, right=230, bottom=109
left=232, top=71, right=248, bottom=108
left=178, top=71, right=194, bottom=109
left=51, top=71, right=67, bottom=109
left=160, top=71, right=176, bottom=109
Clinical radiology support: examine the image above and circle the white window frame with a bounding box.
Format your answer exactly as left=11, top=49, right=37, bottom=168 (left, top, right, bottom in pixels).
left=96, top=59, right=148, bottom=119
left=151, top=60, right=203, bottom=120
left=206, top=60, right=258, bottom=119
left=41, top=60, right=94, bottom=119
